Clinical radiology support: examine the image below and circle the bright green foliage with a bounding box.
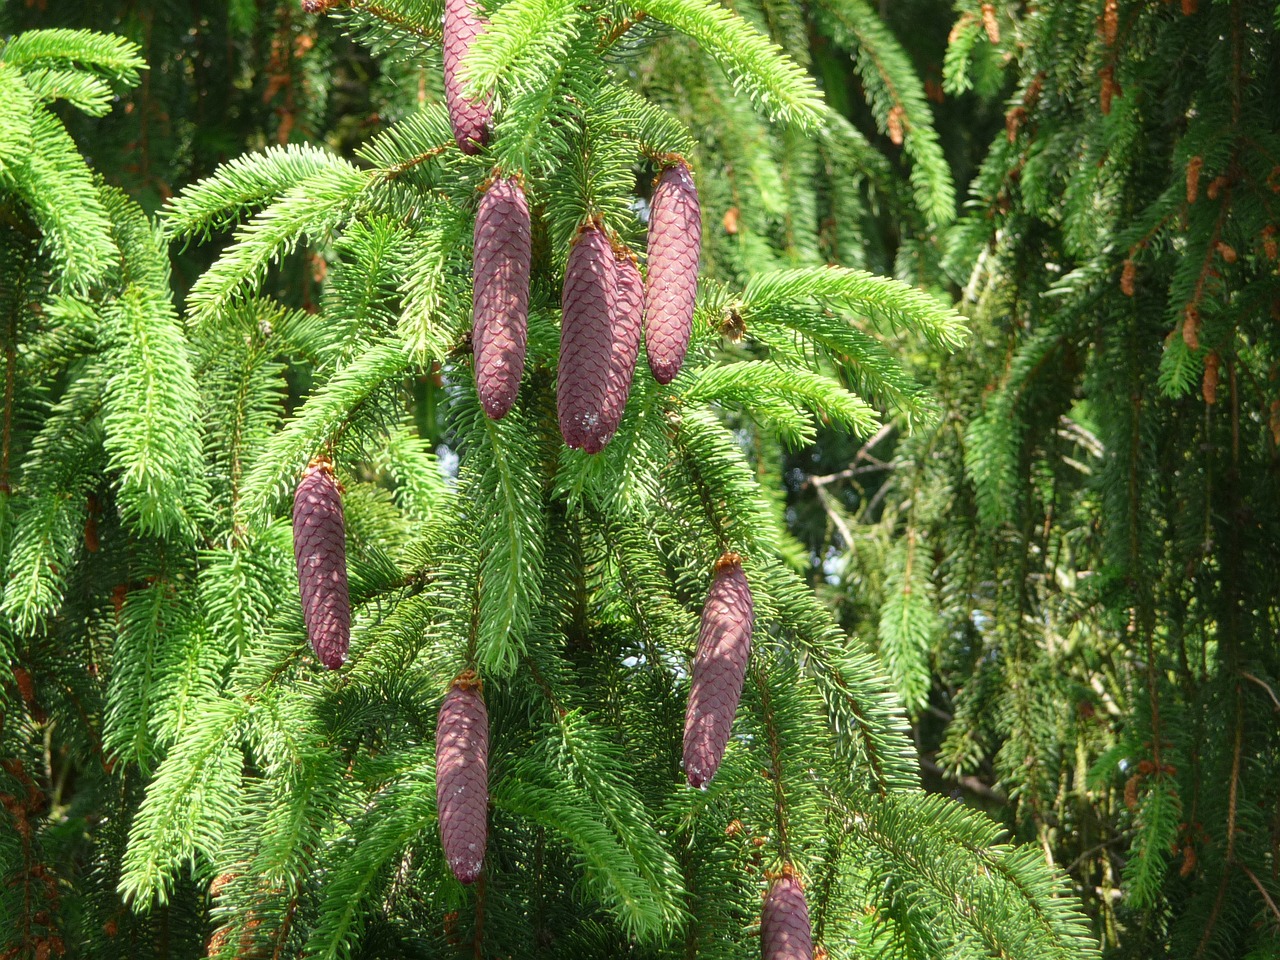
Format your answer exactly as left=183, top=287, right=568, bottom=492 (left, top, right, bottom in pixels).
left=0, top=8, right=1107, bottom=960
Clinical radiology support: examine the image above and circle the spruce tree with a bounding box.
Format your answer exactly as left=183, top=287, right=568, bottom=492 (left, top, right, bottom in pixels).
left=815, top=3, right=1280, bottom=957
left=0, top=6, right=1107, bottom=960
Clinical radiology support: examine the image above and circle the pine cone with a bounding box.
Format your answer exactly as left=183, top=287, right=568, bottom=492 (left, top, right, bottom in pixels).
left=644, top=161, right=701, bottom=384
left=683, top=552, right=753, bottom=788
left=473, top=176, right=531, bottom=419
left=436, top=670, right=489, bottom=884
left=761, top=871, right=813, bottom=960
left=443, top=0, right=492, bottom=154
left=558, top=224, right=619, bottom=453
left=292, top=458, right=349, bottom=670
left=596, top=249, right=642, bottom=443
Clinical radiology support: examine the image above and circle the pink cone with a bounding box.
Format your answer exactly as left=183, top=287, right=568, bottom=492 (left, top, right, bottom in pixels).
left=436, top=671, right=489, bottom=884
left=683, top=553, right=753, bottom=788
left=644, top=161, right=701, bottom=384
left=558, top=224, right=619, bottom=453
left=443, top=0, right=492, bottom=153
left=292, top=459, right=349, bottom=670
left=761, top=872, right=813, bottom=960
left=473, top=176, right=531, bottom=418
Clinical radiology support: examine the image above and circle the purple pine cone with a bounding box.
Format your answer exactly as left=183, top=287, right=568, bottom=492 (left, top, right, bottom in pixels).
left=558, top=224, right=619, bottom=453
left=644, top=161, right=701, bottom=384
left=436, top=671, right=489, bottom=884
left=683, top=553, right=753, bottom=788
left=761, top=871, right=814, bottom=960
left=443, top=0, right=492, bottom=154
left=473, top=176, right=531, bottom=419
left=293, top=459, right=350, bottom=670
left=595, top=249, right=642, bottom=443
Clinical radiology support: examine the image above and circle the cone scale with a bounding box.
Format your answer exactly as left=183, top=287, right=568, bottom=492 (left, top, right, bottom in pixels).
left=761, top=869, right=814, bottom=960
left=644, top=161, right=701, bottom=384
left=558, top=223, right=619, bottom=453
left=683, top=552, right=753, bottom=788
left=472, top=175, right=531, bottom=419
left=292, top=458, right=350, bottom=670
left=436, top=670, right=490, bottom=884
left=443, top=0, right=492, bottom=154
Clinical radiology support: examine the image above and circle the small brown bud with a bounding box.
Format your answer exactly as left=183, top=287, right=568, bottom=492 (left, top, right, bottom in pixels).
left=720, top=307, right=746, bottom=341
left=1024, top=72, right=1045, bottom=110
left=1120, top=259, right=1136, bottom=296
left=1099, top=66, right=1117, bottom=115
left=1124, top=774, right=1141, bottom=811
left=1182, top=304, right=1200, bottom=351
left=12, top=666, right=35, bottom=705
left=1102, top=0, right=1119, bottom=45
left=886, top=106, right=905, bottom=146
left=981, top=3, right=1000, bottom=43
left=1180, top=843, right=1197, bottom=876
left=1202, top=352, right=1219, bottom=405
left=84, top=494, right=100, bottom=552
left=1186, top=156, right=1203, bottom=203
left=1215, top=241, right=1237, bottom=263
left=1006, top=106, right=1026, bottom=143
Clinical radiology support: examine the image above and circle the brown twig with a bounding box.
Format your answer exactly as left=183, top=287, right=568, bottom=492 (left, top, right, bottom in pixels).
left=1240, top=671, right=1280, bottom=712
left=753, top=662, right=792, bottom=861
left=806, top=423, right=894, bottom=488
left=598, top=11, right=648, bottom=51
left=472, top=870, right=487, bottom=960
left=1240, top=862, right=1280, bottom=925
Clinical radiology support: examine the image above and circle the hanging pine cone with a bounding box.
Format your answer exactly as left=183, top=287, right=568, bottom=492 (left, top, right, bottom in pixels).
left=443, top=0, right=492, bottom=153
left=436, top=670, right=489, bottom=884
left=644, top=161, right=701, bottom=384
left=683, top=552, right=753, bottom=788
left=292, top=458, right=349, bottom=670
left=558, top=223, right=619, bottom=453
left=473, top=175, right=531, bottom=419
left=595, top=248, right=643, bottom=443
left=761, top=869, right=814, bottom=960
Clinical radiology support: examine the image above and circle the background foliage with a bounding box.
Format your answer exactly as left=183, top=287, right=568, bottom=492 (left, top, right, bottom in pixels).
left=1, top=1, right=1277, bottom=958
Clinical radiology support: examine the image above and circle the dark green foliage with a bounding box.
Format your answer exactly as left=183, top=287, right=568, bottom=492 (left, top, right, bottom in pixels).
left=816, top=2, right=1280, bottom=957
left=0, top=3, right=1131, bottom=960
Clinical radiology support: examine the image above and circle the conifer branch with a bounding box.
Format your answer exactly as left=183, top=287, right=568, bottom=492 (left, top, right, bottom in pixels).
left=636, top=0, right=826, bottom=129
